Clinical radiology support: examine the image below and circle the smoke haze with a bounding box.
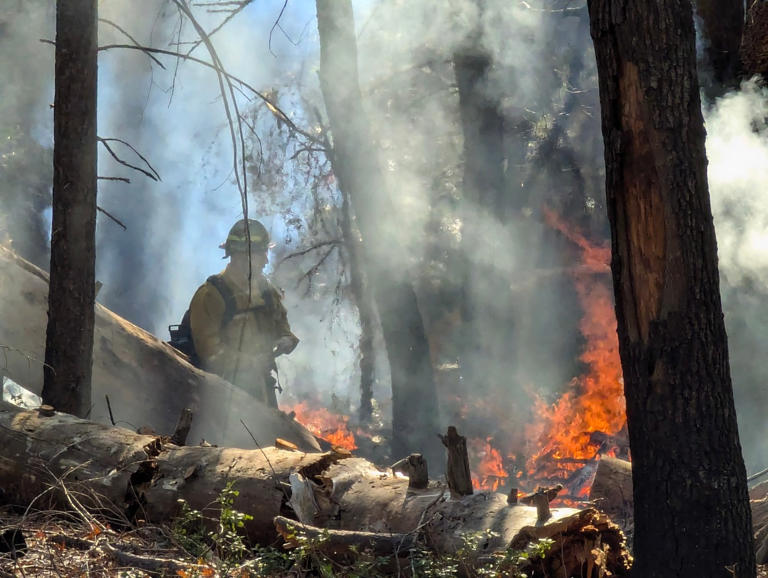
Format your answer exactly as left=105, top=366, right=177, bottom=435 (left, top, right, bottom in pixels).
left=2, top=1, right=768, bottom=473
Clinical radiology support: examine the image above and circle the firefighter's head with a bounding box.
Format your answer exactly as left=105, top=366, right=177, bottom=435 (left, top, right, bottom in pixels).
left=220, top=218, right=270, bottom=257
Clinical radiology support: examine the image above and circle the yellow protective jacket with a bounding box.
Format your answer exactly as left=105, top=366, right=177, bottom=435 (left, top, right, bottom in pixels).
left=188, top=267, right=298, bottom=399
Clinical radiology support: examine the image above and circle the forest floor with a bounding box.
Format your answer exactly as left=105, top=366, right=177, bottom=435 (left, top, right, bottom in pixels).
left=2, top=508, right=768, bottom=577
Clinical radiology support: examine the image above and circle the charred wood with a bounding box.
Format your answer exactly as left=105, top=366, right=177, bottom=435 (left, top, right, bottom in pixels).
left=439, top=426, right=473, bottom=497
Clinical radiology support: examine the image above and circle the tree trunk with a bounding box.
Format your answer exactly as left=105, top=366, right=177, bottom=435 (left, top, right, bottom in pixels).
left=587, top=1, right=755, bottom=575
left=0, top=246, right=320, bottom=453
left=43, top=0, right=98, bottom=417
left=694, top=0, right=744, bottom=96
left=339, top=186, right=376, bottom=424
left=741, top=1, right=768, bottom=81
left=315, top=0, right=442, bottom=467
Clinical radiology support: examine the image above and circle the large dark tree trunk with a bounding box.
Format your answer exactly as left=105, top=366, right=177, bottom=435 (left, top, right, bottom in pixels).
left=453, top=44, right=511, bottom=399
left=694, top=0, right=744, bottom=96
left=315, top=0, right=441, bottom=466
left=587, top=1, right=755, bottom=576
left=42, top=0, right=98, bottom=417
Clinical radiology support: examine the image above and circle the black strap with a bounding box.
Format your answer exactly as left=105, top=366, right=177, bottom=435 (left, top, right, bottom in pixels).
left=206, top=274, right=238, bottom=327
left=206, top=274, right=276, bottom=328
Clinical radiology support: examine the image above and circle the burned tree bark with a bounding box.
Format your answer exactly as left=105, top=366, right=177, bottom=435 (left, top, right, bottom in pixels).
left=693, top=0, right=744, bottom=95
left=741, top=1, right=768, bottom=81
left=315, top=0, right=441, bottom=466
left=43, top=0, right=98, bottom=417
left=440, top=426, right=473, bottom=497
left=587, top=1, right=755, bottom=576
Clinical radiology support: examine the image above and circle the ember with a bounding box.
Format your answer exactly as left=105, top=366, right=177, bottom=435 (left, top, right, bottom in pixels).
left=284, top=401, right=358, bottom=450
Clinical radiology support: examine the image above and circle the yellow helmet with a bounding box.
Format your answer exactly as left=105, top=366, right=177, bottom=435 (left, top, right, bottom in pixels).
left=220, top=219, right=270, bottom=256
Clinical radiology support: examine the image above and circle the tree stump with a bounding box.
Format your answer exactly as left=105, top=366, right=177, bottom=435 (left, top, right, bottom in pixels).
left=440, top=426, right=473, bottom=497
left=391, top=453, right=428, bottom=489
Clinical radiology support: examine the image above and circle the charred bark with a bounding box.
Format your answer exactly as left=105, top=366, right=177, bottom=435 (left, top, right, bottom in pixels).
left=315, top=0, right=441, bottom=466
left=741, top=1, right=768, bottom=81
left=694, top=0, right=744, bottom=95
left=43, top=0, right=98, bottom=417
left=440, top=426, right=473, bottom=497
left=587, top=1, right=755, bottom=575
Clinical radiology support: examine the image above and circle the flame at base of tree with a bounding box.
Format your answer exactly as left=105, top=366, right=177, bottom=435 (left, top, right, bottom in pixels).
left=524, top=209, right=626, bottom=485
left=284, top=401, right=358, bottom=450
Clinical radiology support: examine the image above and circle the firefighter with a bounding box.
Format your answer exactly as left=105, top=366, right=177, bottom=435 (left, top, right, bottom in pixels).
left=189, top=218, right=299, bottom=407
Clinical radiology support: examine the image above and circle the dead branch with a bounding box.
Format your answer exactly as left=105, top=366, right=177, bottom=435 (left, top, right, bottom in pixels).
left=92, top=43, right=324, bottom=146
left=98, top=18, right=166, bottom=69
left=96, top=206, right=127, bottom=231
left=274, top=515, right=417, bottom=558
left=98, top=540, right=210, bottom=575
left=274, top=239, right=341, bottom=270
left=97, top=138, right=160, bottom=182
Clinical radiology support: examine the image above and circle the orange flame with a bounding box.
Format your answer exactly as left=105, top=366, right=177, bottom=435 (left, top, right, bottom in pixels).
left=526, top=209, right=626, bottom=481
left=470, top=437, right=509, bottom=491
left=285, top=401, right=358, bottom=450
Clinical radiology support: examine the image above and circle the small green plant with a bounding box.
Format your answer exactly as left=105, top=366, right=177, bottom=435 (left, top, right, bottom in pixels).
left=171, top=480, right=255, bottom=573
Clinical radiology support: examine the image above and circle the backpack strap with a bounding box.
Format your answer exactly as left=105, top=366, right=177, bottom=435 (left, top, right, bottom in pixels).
left=206, top=274, right=239, bottom=327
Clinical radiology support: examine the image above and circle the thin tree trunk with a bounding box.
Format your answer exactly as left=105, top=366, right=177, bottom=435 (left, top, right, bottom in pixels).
left=587, top=1, right=755, bottom=575
left=315, top=0, right=442, bottom=466
left=43, top=0, right=98, bottom=417
left=339, top=187, right=376, bottom=424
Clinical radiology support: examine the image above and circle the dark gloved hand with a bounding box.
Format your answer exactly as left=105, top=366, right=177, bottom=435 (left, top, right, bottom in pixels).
left=272, top=335, right=299, bottom=357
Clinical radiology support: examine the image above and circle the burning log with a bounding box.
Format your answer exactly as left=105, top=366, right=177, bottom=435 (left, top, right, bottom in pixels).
left=440, top=426, right=473, bottom=497
left=0, top=246, right=319, bottom=452
left=0, top=402, right=632, bottom=574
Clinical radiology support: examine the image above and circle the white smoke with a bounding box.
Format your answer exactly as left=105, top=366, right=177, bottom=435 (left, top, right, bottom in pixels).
left=706, top=80, right=768, bottom=473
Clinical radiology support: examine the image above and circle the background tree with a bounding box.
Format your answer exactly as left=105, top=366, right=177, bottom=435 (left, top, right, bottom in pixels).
left=315, top=0, right=442, bottom=466
left=42, top=0, right=98, bottom=417
left=587, top=0, right=755, bottom=575
left=694, top=0, right=744, bottom=96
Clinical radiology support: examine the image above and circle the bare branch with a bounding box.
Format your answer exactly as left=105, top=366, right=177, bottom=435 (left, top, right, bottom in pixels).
left=97, top=176, right=130, bottom=183
left=96, top=206, right=127, bottom=231
left=269, top=0, right=289, bottom=57
left=275, top=239, right=341, bottom=270
left=94, top=43, right=324, bottom=146
left=98, top=19, right=166, bottom=69
left=97, top=137, right=161, bottom=182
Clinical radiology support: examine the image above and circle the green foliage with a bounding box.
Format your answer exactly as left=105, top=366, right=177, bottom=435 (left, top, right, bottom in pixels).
left=171, top=480, right=257, bottom=573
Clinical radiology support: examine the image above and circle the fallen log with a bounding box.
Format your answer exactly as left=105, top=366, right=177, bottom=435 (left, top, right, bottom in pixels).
left=589, top=457, right=633, bottom=524
left=0, top=246, right=319, bottom=452
left=0, top=401, right=333, bottom=543
left=0, top=404, right=632, bottom=574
